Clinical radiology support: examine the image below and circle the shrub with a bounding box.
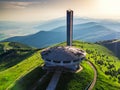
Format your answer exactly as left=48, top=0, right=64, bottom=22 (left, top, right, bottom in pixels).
left=97, top=60, right=104, bottom=65
left=118, top=76, right=120, bottom=83
left=118, top=68, right=120, bottom=74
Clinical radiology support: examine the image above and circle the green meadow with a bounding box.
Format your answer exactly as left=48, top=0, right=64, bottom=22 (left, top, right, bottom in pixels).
left=0, top=41, right=120, bottom=90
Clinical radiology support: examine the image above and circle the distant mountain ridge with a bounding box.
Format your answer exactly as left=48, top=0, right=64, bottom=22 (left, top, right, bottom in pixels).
left=4, top=31, right=66, bottom=48
left=0, top=33, right=7, bottom=41
left=97, top=39, right=120, bottom=59
left=3, top=21, right=120, bottom=48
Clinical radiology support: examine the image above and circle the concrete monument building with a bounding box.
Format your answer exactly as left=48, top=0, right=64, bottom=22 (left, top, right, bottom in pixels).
left=41, top=10, right=86, bottom=72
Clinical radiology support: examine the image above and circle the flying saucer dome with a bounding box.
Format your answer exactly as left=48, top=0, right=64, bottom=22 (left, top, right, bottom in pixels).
left=41, top=46, right=86, bottom=66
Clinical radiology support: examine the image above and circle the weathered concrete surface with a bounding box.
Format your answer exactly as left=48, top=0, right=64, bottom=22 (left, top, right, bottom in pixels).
left=46, top=71, right=62, bottom=90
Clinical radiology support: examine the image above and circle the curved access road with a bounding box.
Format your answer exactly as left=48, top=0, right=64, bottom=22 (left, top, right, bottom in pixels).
left=87, top=61, right=97, bottom=90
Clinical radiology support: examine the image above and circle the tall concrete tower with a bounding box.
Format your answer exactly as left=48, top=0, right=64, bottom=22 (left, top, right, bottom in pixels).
left=67, top=9, right=73, bottom=46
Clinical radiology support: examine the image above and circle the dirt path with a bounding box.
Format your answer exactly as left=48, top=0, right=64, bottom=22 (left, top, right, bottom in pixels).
left=87, top=61, right=97, bottom=90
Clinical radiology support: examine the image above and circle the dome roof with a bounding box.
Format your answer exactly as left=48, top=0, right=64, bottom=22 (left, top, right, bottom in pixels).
left=41, top=46, right=86, bottom=61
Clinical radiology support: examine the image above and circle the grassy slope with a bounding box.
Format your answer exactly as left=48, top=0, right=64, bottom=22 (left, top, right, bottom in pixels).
left=56, top=41, right=120, bottom=90
left=0, top=50, right=35, bottom=71
left=0, top=41, right=32, bottom=50
left=0, top=42, right=34, bottom=71
left=0, top=41, right=120, bottom=90
left=0, top=51, right=44, bottom=90
left=56, top=61, right=94, bottom=90
left=0, top=41, right=32, bottom=55
left=14, top=41, right=120, bottom=90
left=72, top=41, right=120, bottom=90
left=10, top=66, right=46, bottom=90
left=0, top=42, right=44, bottom=90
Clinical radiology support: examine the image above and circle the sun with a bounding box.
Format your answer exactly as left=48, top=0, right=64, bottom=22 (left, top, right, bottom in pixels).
left=97, top=0, right=120, bottom=15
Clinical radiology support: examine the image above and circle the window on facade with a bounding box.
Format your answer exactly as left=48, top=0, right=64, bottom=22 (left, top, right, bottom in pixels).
left=63, top=61, right=71, bottom=63
left=53, top=60, right=60, bottom=63
left=46, top=59, right=51, bottom=62
left=73, top=59, right=79, bottom=62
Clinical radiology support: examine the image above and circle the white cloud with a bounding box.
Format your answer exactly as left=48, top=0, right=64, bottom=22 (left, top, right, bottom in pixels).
left=0, top=1, right=33, bottom=9
left=0, top=0, right=120, bottom=21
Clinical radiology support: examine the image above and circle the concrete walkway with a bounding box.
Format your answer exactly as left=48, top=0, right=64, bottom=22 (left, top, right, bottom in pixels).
left=87, top=61, right=97, bottom=90
left=46, top=71, right=62, bottom=90
left=75, top=65, right=83, bottom=73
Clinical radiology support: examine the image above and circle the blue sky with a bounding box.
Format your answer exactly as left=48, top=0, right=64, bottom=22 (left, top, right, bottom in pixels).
left=0, top=0, right=120, bottom=21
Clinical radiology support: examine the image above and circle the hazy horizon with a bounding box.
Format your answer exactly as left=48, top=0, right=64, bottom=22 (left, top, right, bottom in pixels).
left=0, top=0, right=120, bottom=22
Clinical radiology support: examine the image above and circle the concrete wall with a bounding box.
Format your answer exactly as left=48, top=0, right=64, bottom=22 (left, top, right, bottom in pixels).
left=67, top=10, right=73, bottom=46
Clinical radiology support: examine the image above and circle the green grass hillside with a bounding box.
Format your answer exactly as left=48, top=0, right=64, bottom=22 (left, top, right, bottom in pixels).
left=56, top=61, right=94, bottom=90
left=0, top=41, right=120, bottom=90
left=0, top=42, right=32, bottom=54
left=0, top=42, right=35, bottom=71
left=57, top=41, right=120, bottom=90
left=0, top=42, right=44, bottom=90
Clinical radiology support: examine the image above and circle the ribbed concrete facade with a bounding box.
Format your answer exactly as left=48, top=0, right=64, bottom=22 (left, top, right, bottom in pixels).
left=67, top=10, right=73, bottom=46
left=41, top=46, right=86, bottom=71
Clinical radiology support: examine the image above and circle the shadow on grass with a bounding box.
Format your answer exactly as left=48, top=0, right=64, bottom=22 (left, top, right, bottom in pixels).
left=10, top=66, right=46, bottom=90
left=35, top=72, right=54, bottom=90
left=56, top=69, right=93, bottom=90
left=56, top=72, right=74, bottom=90
left=0, top=50, right=35, bottom=71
